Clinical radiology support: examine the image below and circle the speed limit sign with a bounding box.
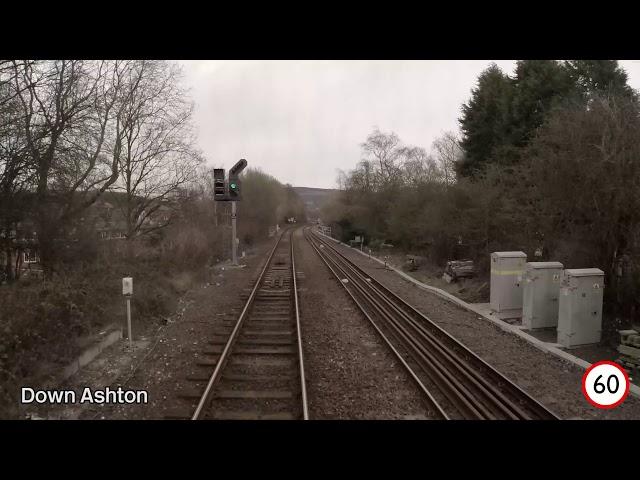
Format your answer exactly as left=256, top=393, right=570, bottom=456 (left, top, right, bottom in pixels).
left=582, top=360, right=630, bottom=409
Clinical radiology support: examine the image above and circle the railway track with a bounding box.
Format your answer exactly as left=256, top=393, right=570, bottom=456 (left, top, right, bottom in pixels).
left=173, top=228, right=308, bottom=420
left=305, top=227, right=559, bottom=420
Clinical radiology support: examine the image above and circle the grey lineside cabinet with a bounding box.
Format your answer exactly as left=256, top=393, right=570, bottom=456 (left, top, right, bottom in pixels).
left=557, top=268, right=605, bottom=348
left=522, top=261, right=564, bottom=330
left=490, top=251, right=527, bottom=314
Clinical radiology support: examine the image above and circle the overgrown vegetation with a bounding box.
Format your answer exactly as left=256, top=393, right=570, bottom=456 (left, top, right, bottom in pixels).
left=323, top=60, right=640, bottom=334
left=0, top=169, right=304, bottom=417
left=0, top=60, right=305, bottom=417
left=236, top=168, right=306, bottom=246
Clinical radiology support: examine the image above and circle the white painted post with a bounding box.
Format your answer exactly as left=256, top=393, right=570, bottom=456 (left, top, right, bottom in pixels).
left=122, top=277, right=133, bottom=350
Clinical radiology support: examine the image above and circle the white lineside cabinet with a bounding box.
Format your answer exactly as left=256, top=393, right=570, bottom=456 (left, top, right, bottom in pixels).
left=490, top=251, right=527, bottom=314
left=522, top=261, right=563, bottom=329
left=557, top=268, right=604, bottom=348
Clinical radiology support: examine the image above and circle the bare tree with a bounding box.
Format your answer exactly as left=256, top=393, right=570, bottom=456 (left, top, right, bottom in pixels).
left=432, top=131, right=463, bottom=187
left=0, top=61, right=34, bottom=280
left=360, top=127, right=402, bottom=185
left=398, top=146, right=443, bottom=185
left=523, top=95, right=640, bottom=301
left=109, top=60, right=203, bottom=238
left=11, top=60, right=128, bottom=275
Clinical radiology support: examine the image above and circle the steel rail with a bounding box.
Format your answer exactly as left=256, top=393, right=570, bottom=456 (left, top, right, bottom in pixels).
left=304, top=228, right=450, bottom=419
left=313, top=236, right=520, bottom=419
left=314, top=228, right=559, bottom=419
left=191, top=230, right=286, bottom=420
left=291, top=231, right=309, bottom=420
left=332, top=245, right=556, bottom=420
left=312, top=229, right=555, bottom=419
left=305, top=230, right=475, bottom=417
left=307, top=227, right=559, bottom=420
left=319, top=239, right=511, bottom=418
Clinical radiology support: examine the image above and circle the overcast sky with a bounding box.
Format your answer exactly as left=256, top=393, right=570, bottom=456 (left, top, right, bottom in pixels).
left=179, top=60, right=640, bottom=189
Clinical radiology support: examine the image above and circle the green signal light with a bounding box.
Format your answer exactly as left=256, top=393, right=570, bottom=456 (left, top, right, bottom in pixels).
left=230, top=183, right=237, bottom=189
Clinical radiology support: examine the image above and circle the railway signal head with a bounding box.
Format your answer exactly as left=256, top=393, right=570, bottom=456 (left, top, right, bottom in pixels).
left=229, top=179, right=240, bottom=199
left=214, top=168, right=226, bottom=201
left=228, top=159, right=247, bottom=201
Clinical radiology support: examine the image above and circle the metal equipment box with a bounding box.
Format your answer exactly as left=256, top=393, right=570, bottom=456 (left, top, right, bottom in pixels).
left=522, top=261, right=563, bottom=329
left=490, top=251, right=527, bottom=314
left=557, top=268, right=605, bottom=348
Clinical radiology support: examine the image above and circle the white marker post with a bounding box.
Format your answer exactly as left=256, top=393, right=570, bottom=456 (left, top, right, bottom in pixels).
left=122, top=277, right=133, bottom=350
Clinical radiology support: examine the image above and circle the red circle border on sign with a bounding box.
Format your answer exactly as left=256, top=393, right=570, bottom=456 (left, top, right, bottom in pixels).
left=581, top=360, right=630, bottom=409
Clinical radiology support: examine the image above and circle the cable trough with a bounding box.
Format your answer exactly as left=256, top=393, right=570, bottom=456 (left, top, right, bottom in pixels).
left=305, top=227, right=559, bottom=420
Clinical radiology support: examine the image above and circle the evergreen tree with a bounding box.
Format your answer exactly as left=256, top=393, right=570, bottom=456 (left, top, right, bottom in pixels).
left=508, top=60, right=577, bottom=147
left=565, top=60, right=636, bottom=100
left=457, top=60, right=636, bottom=178
left=457, top=64, right=513, bottom=177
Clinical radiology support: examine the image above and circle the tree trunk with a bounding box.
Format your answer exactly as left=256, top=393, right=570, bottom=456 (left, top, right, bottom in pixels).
left=36, top=202, right=60, bottom=280
left=3, top=246, right=14, bottom=282
left=14, top=248, right=22, bottom=280
left=37, top=228, right=55, bottom=279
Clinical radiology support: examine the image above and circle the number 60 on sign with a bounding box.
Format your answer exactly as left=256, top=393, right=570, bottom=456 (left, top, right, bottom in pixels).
left=582, top=360, right=630, bottom=409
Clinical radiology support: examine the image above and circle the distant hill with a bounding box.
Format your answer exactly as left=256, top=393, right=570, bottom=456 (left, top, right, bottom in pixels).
left=293, top=186, right=339, bottom=220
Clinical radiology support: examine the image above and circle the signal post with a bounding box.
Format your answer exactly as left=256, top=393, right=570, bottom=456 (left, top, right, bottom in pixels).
left=214, top=159, right=247, bottom=266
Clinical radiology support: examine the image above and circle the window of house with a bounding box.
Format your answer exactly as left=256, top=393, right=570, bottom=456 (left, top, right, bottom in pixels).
left=23, top=250, right=39, bottom=263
